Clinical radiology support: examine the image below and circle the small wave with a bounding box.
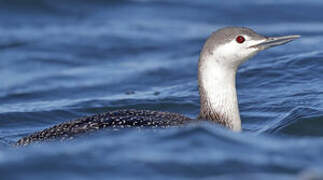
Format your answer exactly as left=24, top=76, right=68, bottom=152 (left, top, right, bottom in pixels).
left=0, top=41, right=29, bottom=50
left=259, top=107, right=323, bottom=137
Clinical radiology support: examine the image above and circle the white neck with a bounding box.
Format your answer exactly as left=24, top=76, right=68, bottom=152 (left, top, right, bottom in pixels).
left=198, top=53, right=242, bottom=131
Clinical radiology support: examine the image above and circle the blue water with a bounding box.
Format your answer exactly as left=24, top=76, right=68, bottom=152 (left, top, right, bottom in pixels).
left=1, top=0, right=323, bottom=179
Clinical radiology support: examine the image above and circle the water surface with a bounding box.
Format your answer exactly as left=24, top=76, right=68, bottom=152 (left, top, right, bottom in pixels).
left=1, top=0, right=323, bottom=179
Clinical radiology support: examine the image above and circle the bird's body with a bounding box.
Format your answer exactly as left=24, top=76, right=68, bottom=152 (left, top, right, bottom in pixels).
left=16, top=27, right=299, bottom=146
left=16, top=109, right=192, bottom=146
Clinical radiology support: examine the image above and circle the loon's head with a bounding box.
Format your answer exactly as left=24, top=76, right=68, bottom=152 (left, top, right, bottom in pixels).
left=198, top=27, right=300, bottom=131
left=200, top=27, right=300, bottom=69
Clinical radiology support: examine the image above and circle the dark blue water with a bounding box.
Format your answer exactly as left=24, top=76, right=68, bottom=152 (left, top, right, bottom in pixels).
left=1, top=0, right=323, bottom=179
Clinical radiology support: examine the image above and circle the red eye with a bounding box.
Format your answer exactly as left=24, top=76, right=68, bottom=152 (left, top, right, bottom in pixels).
left=236, top=36, right=245, bottom=44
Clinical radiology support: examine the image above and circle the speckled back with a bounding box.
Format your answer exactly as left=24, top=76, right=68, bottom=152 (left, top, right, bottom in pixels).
left=16, top=109, right=192, bottom=146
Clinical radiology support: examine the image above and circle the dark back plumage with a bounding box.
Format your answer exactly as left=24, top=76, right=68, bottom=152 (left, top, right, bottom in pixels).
left=16, top=109, right=192, bottom=146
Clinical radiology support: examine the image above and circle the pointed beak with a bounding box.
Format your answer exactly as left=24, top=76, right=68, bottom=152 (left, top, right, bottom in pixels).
left=251, top=35, right=300, bottom=50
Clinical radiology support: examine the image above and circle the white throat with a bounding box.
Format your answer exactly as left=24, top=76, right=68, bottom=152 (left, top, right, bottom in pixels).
left=198, top=45, right=244, bottom=131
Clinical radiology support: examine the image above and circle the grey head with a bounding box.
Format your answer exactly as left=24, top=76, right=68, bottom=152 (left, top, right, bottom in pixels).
left=198, top=27, right=300, bottom=131
left=200, top=26, right=300, bottom=69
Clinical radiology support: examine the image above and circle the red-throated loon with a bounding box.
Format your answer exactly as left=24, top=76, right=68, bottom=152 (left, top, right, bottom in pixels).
left=16, top=27, right=300, bottom=146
